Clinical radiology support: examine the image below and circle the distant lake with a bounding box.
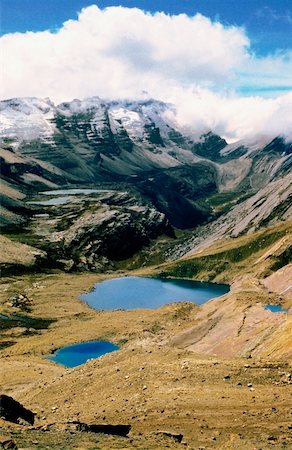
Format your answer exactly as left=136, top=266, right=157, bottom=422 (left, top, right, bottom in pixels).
left=81, top=276, right=229, bottom=311
left=40, top=189, right=116, bottom=195
left=28, top=196, right=73, bottom=206
left=28, top=188, right=119, bottom=206
left=48, top=340, right=119, bottom=368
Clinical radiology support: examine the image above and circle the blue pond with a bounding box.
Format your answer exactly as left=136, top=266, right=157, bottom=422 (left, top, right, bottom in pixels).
left=48, top=340, right=119, bottom=368
left=50, top=277, right=229, bottom=367
left=265, top=304, right=288, bottom=313
left=81, top=276, right=229, bottom=311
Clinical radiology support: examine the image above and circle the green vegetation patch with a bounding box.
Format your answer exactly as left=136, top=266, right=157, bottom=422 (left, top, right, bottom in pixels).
left=270, top=246, right=292, bottom=273
left=0, top=340, right=16, bottom=350
left=0, top=314, right=55, bottom=331
left=206, top=191, right=252, bottom=214
left=161, top=227, right=290, bottom=281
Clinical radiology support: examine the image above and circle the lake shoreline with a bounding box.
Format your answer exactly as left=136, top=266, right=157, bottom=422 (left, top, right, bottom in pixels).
left=1, top=269, right=291, bottom=449
left=80, top=275, right=230, bottom=311
left=48, top=340, right=120, bottom=367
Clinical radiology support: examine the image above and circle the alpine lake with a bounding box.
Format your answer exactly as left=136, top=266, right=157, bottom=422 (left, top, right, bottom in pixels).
left=49, top=276, right=229, bottom=367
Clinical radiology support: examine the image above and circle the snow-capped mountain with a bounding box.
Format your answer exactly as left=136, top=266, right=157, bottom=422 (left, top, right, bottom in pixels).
left=0, top=96, right=183, bottom=152
left=0, top=96, right=252, bottom=173
left=0, top=97, right=56, bottom=142
left=0, top=96, right=291, bottom=234
left=1, top=96, right=291, bottom=167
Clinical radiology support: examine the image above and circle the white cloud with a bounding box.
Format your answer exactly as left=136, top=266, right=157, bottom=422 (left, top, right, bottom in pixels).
left=166, top=86, right=292, bottom=142
left=1, top=4, right=292, bottom=141
left=1, top=5, right=249, bottom=100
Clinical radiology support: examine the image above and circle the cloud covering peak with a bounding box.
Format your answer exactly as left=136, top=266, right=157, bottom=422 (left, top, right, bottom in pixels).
left=1, top=5, right=292, bottom=141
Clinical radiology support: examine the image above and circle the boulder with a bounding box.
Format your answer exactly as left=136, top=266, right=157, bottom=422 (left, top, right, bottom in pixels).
left=68, top=421, right=131, bottom=436
left=0, top=435, right=18, bottom=450
left=156, top=431, right=184, bottom=443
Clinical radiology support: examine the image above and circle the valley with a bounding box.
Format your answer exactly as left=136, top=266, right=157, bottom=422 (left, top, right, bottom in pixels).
left=0, top=96, right=291, bottom=449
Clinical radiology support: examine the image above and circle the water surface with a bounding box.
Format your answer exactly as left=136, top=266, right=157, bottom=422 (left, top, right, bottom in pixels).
left=265, top=304, right=288, bottom=313
left=28, top=196, right=72, bottom=206
left=29, top=188, right=118, bottom=206
left=40, top=189, right=114, bottom=195
left=48, top=340, right=119, bottom=368
left=81, top=276, right=229, bottom=311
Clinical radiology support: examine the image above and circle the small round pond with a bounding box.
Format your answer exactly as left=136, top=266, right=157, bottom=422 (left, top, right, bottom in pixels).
left=81, top=276, right=229, bottom=311
left=48, top=340, right=119, bottom=368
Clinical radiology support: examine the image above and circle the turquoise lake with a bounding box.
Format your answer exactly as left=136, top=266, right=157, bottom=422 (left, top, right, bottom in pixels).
left=80, top=276, right=229, bottom=311
left=48, top=340, right=119, bottom=368
left=49, top=277, right=229, bottom=367
left=265, top=304, right=288, bottom=313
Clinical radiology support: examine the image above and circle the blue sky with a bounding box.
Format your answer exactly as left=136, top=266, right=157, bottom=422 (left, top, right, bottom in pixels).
left=1, top=1, right=292, bottom=141
left=2, top=0, right=292, bottom=56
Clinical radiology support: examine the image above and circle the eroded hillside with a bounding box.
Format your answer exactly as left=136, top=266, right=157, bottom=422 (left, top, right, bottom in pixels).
left=0, top=96, right=291, bottom=449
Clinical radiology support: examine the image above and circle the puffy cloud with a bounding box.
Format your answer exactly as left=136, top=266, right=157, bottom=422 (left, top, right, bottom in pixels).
left=1, top=5, right=249, bottom=99
left=1, top=4, right=292, bottom=141
left=166, top=86, right=292, bottom=142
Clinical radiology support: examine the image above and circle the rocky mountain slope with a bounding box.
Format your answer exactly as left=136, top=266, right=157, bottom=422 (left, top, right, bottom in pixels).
left=0, top=96, right=291, bottom=269
left=0, top=96, right=291, bottom=450
left=49, top=191, right=174, bottom=271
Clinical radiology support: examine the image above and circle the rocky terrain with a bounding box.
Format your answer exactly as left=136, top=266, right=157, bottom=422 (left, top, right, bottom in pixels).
left=48, top=191, right=174, bottom=271
left=0, top=96, right=291, bottom=449
left=0, top=230, right=291, bottom=449
left=1, top=96, right=291, bottom=271
left=1, top=98, right=291, bottom=220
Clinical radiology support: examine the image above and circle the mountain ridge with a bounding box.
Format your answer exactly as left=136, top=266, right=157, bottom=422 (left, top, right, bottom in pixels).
left=0, top=95, right=291, bottom=270
left=0, top=97, right=291, bottom=450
